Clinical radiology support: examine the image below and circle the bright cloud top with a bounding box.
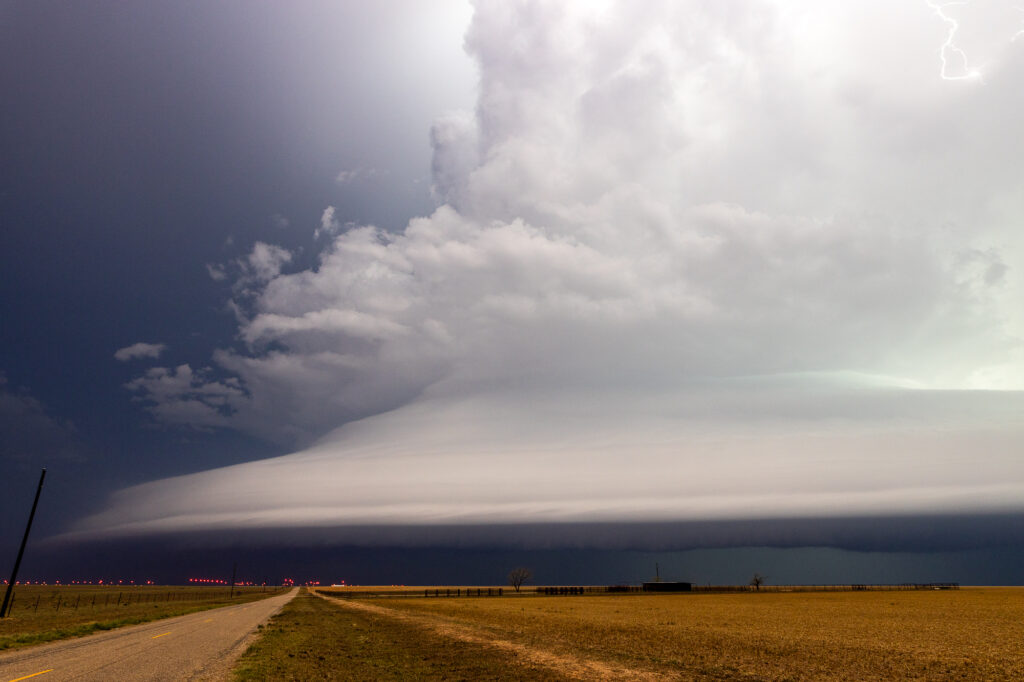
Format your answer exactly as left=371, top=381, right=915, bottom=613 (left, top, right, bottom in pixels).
left=91, top=0, right=1024, bottom=542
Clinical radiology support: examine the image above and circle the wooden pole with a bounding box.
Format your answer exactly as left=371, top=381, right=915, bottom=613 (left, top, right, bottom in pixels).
left=1, top=468, right=46, bottom=618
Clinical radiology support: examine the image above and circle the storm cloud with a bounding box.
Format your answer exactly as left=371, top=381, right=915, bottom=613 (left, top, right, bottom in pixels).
left=89, top=0, right=1024, bottom=547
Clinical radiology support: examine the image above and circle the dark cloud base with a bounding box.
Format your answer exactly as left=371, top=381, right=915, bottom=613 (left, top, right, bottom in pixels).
left=57, top=512, right=1024, bottom=552
left=267, top=514, right=1024, bottom=553
left=18, top=542, right=1021, bottom=588
left=21, top=513, right=1024, bottom=585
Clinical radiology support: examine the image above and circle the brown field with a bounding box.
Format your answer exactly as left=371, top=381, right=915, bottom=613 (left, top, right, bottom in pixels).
left=288, top=586, right=1024, bottom=680
left=0, top=584, right=282, bottom=650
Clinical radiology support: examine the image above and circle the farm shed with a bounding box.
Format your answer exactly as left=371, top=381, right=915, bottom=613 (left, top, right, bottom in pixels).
left=642, top=582, right=692, bottom=592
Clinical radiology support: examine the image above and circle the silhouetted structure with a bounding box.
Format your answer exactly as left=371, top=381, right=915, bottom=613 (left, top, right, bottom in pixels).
left=642, top=581, right=692, bottom=592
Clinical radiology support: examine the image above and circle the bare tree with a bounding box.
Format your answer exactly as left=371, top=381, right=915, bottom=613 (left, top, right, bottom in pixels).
left=508, top=567, right=532, bottom=593
left=750, top=573, right=766, bottom=591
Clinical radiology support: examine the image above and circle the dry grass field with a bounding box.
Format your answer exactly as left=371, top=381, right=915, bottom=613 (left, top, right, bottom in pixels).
left=0, top=585, right=282, bottom=650
left=297, top=587, right=1024, bottom=680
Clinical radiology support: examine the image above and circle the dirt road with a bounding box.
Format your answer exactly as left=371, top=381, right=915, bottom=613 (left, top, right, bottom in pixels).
left=318, top=592, right=661, bottom=680
left=0, top=588, right=295, bottom=682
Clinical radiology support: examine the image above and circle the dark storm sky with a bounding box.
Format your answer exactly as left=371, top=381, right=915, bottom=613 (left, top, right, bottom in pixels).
left=3, top=1, right=1024, bottom=584
left=1, top=0, right=473, bottom=541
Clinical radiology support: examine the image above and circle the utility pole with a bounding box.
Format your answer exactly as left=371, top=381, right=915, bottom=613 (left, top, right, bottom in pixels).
left=229, top=562, right=237, bottom=598
left=2, top=468, right=46, bottom=618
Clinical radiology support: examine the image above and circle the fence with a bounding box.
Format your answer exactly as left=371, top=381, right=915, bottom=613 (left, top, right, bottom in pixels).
left=2, top=586, right=280, bottom=614
left=317, top=582, right=958, bottom=600
left=535, top=583, right=961, bottom=595
left=423, top=587, right=503, bottom=597
left=318, top=587, right=506, bottom=599
left=692, top=583, right=960, bottom=593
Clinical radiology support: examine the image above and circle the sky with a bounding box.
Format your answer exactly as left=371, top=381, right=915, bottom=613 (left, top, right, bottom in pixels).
left=3, top=0, right=1024, bottom=585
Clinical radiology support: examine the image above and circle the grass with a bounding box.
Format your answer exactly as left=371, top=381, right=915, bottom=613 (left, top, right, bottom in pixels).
left=0, top=585, right=282, bottom=651
left=232, top=588, right=562, bottom=681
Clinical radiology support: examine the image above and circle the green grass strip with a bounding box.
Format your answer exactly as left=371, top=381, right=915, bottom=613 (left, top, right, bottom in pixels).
left=233, top=589, right=563, bottom=681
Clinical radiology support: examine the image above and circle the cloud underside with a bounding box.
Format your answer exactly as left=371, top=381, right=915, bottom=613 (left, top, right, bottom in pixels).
left=106, top=1, right=1024, bottom=545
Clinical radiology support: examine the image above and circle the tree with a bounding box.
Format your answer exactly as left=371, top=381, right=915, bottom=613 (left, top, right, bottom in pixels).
left=750, top=573, right=766, bottom=591
left=508, top=567, right=532, bottom=593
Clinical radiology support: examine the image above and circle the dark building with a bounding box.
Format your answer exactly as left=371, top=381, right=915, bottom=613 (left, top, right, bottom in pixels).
left=642, top=581, right=692, bottom=592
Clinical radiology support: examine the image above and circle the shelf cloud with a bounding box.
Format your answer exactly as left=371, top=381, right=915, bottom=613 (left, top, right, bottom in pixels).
left=97, top=0, right=1024, bottom=547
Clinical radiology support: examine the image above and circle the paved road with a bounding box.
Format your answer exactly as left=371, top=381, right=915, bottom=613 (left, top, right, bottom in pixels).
left=0, top=589, right=295, bottom=682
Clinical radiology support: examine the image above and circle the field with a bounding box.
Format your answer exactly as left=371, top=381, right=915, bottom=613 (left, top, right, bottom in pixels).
left=236, top=586, right=1024, bottom=680
left=0, top=584, right=283, bottom=650
left=233, top=588, right=557, bottom=681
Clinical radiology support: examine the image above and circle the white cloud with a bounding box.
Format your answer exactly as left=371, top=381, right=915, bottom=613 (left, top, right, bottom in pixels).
left=335, top=167, right=379, bottom=185
left=208, top=243, right=293, bottom=291
left=314, top=206, right=340, bottom=240
left=110, top=0, right=1024, bottom=540
left=114, top=342, right=167, bottom=362
left=125, top=364, right=248, bottom=432
left=205, top=263, right=227, bottom=281
left=243, top=242, right=292, bottom=282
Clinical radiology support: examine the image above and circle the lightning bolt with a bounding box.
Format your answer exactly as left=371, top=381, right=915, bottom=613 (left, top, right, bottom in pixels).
left=927, top=1, right=983, bottom=80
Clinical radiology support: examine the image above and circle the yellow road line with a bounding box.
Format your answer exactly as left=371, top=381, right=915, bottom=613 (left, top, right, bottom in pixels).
left=8, top=670, right=53, bottom=682
left=150, top=632, right=172, bottom=639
